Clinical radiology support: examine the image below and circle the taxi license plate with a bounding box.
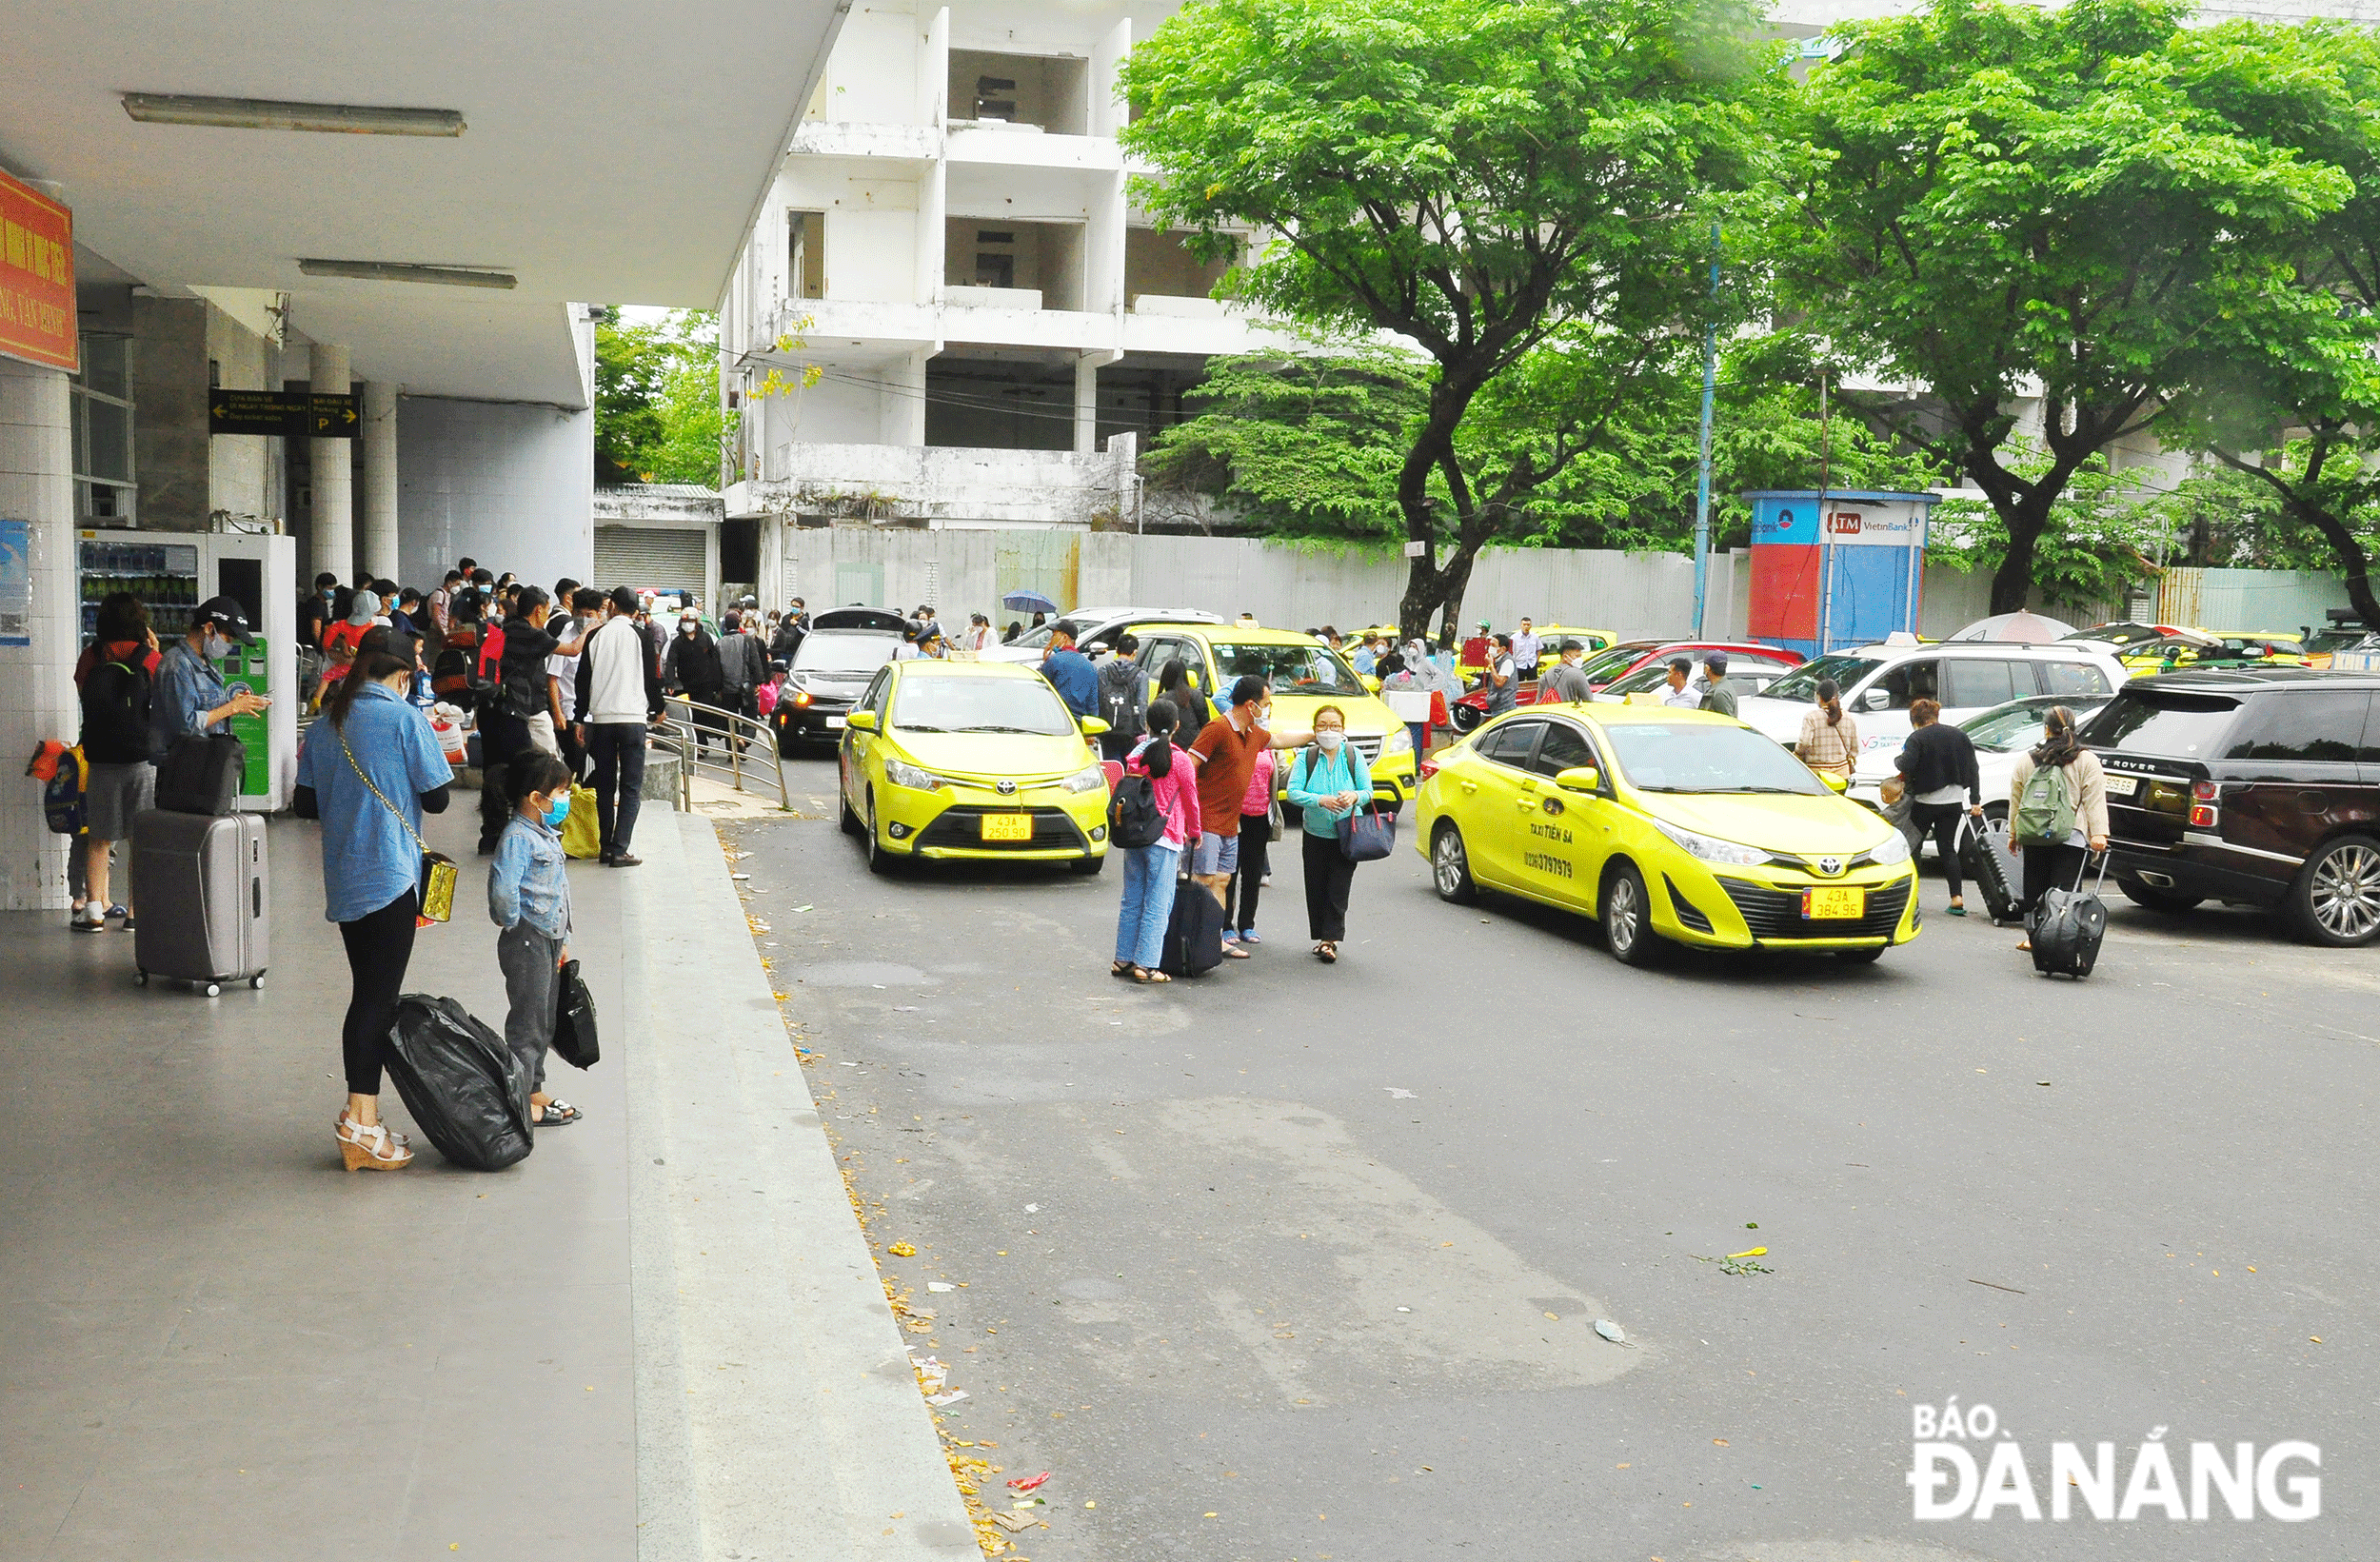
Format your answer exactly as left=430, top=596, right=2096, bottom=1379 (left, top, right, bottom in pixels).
left=981, top=813, right=1033, bottom=842
left=2102, top=773, right=2138, bottom=798
left=825, top=715, right=845, bottom=730
left=1802, top=886, right=1865, bottom=919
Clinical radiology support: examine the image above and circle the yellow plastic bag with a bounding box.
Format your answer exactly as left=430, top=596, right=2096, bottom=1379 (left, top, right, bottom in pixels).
left=562, top=784, right=603, bottom=860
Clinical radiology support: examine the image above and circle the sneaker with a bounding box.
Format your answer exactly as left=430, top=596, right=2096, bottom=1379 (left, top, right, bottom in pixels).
left=120, top=915, right=137, bottom=932
left=1239, top=928, right=1261, bottom=944
left=608, top=851, right=643, bottom=867
left=1260, top=874, right=1274, bottom=887
left=71, top=911, right=105, bottom=933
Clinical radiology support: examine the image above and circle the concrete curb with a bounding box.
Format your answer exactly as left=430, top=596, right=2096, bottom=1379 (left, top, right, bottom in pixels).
left=629, top=813, right=976, bottom=1560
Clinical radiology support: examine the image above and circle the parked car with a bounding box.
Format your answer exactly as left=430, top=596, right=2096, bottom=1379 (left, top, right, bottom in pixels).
left=2084, top=667, right=2380, bottom=945
left=1736, top=640, right=2127, bottom=754
left=982, top=607, right=1221, bottom=663
left=1592, top=652, right=1802, bottom=704
left=1847, top=692, right=2113, bottom=840
left=1449, top=640, right=1800, bottom=731
left=772, top=622, right=906, bottom=747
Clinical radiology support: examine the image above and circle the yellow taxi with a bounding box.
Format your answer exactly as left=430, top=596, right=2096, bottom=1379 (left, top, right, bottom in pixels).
left=837, top=660, right=1112, bottom=875
left=1116, top=622, right=1419, bottom=808
left=1414, top=703, right=1921, bottom=965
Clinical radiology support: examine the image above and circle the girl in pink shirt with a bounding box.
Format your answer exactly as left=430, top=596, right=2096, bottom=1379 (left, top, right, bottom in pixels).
left=1112, top=698, right=1201, bottom=982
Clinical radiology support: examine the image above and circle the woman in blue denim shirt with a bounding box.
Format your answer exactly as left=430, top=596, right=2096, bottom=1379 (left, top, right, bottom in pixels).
left=295, top=647, right=455, bottom=1171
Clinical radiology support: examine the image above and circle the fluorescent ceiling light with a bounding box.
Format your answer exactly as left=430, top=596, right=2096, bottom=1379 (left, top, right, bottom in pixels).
left=299, top=259, right=516, bottom=289
left=122, top=94, right=465, bottom=136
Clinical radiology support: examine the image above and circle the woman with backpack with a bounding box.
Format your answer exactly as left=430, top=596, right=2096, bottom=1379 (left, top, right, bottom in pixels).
left=74, top=593, right=162, bottom=933
left=1285, top=703, right=1374, bottom=964
left=1110, top=698, right=1200, bottom=984
left=2006, top=704, right=2109, bottom=953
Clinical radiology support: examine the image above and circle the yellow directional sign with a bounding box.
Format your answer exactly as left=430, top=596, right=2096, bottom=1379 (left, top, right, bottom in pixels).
left=310, top=393, right=359, bottom=437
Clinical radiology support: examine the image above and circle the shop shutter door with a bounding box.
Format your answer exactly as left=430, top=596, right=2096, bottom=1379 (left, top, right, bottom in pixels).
left=593, top=526, right=706, bottom=594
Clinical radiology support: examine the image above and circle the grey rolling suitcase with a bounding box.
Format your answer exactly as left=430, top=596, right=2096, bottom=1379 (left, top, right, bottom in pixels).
left=131, top=809, right=269, bottom=995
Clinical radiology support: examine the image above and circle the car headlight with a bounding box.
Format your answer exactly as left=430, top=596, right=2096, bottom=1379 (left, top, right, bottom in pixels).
left=883, top=758, right=946, bottom=792
left=1061, top=763, right=1108, bottom=794
left=1864, top=830, right=1912, bottom=867
left=1379, top=724, right=1413, bottom=756
left=1653, top=818, right=1775, bottom=867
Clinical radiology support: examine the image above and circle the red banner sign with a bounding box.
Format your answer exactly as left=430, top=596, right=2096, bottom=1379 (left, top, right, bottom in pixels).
left=0, top=169, right=75, bottom=372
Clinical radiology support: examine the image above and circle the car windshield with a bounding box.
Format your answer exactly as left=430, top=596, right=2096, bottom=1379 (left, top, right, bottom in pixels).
left=1761, top=654, right=1884, bottom=704
left=2081, top=691, right=2242, bottom=757
left=1210, top=642, right=1365, bottom=697
left=1602, top=722, right=1831, bottom=795
left=891, top=676, right=1078, bottom=736
left=795, top=633, right=899, bottom=673
left=1577, top=642, right=1656, bottom=682
left=1960, top=701, right=2058, bottom=753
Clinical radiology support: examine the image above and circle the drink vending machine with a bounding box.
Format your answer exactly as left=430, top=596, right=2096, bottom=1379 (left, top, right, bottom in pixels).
left=76, top=530, right=298, bottom=810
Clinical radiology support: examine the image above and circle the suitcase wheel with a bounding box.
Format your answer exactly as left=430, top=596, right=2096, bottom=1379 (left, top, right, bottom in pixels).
left=134, top=970, right=148, bottom=987
left=203, top=982, right=221, bottom=998
left=249, top=974, right=266, bottom=990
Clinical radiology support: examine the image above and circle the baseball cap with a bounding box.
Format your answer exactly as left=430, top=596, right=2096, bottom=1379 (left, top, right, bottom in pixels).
left=1704, top=649, right=1731, bottom=671
left=193, top=596, right=253, bottom=643
left=347, top=589, right=382, bottom=626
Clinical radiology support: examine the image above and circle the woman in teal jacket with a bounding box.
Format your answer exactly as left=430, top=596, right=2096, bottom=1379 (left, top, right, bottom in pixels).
left=1284, top=703, right=1372, bottom=964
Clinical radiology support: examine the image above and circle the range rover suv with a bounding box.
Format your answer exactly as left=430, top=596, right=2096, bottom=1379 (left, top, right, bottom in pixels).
left=2083, top=669, right=2380, bottom=945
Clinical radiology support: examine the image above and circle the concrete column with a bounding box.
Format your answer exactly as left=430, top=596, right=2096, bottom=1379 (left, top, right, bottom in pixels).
left=0, top=358, right=77, bottom=908
left=308, top=341, right=352, bottom=583
left=360, top=381, right=400, bottom=583
left=1074, top=355, right=1099, bottom=455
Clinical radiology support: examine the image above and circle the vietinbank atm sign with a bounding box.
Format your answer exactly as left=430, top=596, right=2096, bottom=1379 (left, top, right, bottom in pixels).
left=1757, top=495, right=1927, bottom=546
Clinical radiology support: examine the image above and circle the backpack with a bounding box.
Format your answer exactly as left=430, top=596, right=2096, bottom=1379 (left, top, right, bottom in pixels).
left=35, top=741, right=88, bottom=834
left=1098, top=658, right=1147, bottom=739
left=1110, top=745, right=1169, bottom=848
left=2012, top=761, right=2078, bottom=847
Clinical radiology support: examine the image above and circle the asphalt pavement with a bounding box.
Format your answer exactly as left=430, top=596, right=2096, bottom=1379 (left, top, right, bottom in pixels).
left=731, top=751, right=2380, bottom=1562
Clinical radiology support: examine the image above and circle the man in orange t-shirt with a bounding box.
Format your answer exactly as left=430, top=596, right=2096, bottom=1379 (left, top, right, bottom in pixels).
left=1185, top=675, right=1311, bottom=939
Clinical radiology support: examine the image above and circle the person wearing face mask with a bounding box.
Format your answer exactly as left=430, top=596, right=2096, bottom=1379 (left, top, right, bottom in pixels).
left=663, top=611, right=728, bottom=755
left=488, top=749, right=583, bottom=1129
left=152, top=597, right=270, bottom=754
left=1537, top=638, right=1596, bottom=703
left=1285, top=703, right=1373, bottom=963
left=1185, top=675, right=1311, bottom=934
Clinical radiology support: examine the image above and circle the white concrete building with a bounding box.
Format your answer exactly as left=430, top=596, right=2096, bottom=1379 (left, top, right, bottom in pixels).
left=719, top=0, right=1299, bottom=555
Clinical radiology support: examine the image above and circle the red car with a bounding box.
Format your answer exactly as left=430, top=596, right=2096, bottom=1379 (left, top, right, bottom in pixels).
left=1446, top=639, right=1803, bottom=731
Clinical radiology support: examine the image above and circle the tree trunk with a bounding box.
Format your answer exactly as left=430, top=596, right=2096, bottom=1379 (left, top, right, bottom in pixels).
left=2290, top=503, right=2380, bottom=630
left=1986, top=492, right=2053, bottom=616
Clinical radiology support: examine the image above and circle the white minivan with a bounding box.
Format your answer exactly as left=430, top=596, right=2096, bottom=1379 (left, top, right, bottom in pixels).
left=1735, top=640, right=2129, bottom=755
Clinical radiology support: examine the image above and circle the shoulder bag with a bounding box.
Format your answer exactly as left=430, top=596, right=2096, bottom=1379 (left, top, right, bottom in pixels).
left=339, top=723, right=458, bottom=924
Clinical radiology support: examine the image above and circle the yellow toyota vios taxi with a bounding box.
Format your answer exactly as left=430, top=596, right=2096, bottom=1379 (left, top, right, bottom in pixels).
left=1414, top=704, right=1921, bottom=965
left=838, top=660, right=1112, bottom=875
left=1113, top=623, right=1418, bottom=809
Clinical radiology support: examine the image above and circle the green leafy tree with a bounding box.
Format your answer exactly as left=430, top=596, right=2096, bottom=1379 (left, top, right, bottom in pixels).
left=1121, top=0, right=1770, bottom=640
left=1775, top=0, right=2351, bottom=615
left=1930, top=447, right=2173, bottom=612
left=595, top=308, right=734, bottom=486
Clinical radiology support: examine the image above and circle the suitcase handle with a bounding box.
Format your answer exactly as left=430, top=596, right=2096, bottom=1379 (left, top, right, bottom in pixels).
left=2071, top=849, right=2110, bottom=895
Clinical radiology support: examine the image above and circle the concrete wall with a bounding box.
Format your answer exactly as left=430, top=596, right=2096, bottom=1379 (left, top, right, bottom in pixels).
left=397, top=396, right=594, bottom=588
left=0, top=361, right=77, bottom=909
left=130, top=297, right=210, bottom=531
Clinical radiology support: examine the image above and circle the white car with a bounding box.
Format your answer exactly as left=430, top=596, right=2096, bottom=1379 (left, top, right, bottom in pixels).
left=980, top=607, right=1222, bottom=664
left=1736, top=640, right=2126, bottom=756
left=1847, top=694, right=2115, bottom=839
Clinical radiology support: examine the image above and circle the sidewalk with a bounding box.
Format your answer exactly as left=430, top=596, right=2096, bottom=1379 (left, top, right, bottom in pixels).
left=0, top=796, right=970, bottom=1560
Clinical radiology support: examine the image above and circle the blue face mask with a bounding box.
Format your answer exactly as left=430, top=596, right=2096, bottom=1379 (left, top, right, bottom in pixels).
left=541, top=794, right=570, bottom=829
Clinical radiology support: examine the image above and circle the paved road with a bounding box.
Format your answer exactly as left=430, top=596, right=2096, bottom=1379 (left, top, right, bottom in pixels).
left=731, top=752, right=2380, bottom=1562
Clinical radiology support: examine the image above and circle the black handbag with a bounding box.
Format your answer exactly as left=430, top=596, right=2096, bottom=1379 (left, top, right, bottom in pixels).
left=552, top=959, right=601, bottom=1070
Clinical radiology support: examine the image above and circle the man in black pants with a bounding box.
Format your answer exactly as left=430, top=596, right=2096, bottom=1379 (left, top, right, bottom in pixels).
left=576, top=586, right=667, bottom=866
left=479, top=586, right=585, bottom=854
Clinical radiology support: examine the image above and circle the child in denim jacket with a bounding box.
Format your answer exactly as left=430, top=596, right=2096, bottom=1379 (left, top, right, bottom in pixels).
left=488, top=750, right=579, bottom=1126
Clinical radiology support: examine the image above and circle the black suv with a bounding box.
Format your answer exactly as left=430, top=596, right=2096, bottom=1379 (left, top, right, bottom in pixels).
left=2084, top=668, right=2380, bottom=945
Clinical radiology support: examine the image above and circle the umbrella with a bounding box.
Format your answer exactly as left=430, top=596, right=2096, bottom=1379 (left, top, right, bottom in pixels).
left=1002, top=590, right=1059, bottom=615
left=1947, top=610, right=2076, bottom=643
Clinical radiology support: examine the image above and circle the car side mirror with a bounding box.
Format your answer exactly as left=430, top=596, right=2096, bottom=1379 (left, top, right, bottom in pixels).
left=1862, top=687, right=1890, bottom=711
left=844, top=710, right=878, bottom=732
left=1553, top=765, right=1602, bottom=794
left=1081, top=716, right=1111, bottom=736
left=1086, top=642, right=1109, bottom=655
left=1821, top=770, right=1850, bottom=793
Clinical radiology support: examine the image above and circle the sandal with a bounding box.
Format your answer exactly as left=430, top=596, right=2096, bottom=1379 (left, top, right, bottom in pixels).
left=1111, top=959, right=1136, bottom=979
left=535, top=1099, right=584, bottom=1127
left=1222, top=942, right=1252, bottom=959
left=1314, top=942, right=1338, bottom=964
left=336, top=1116, right=414, bottom=1172
left=1130, top=966, right=1172, bottom=983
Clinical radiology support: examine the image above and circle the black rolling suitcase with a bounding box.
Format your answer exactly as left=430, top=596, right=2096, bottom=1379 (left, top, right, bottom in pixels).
left=1159, top=883, right=1227, bottom=978
left=131, top=809, right=269, bottom=994
left=2030, top=854, right=2110, bottom=979
left=386, top=995, right=535, bottom=1171
left=1958, top=814, right=2022, bottom=925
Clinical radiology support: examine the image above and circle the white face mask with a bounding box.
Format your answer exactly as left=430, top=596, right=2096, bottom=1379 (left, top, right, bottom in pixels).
left=1317, top=730, right=1344, bottom=752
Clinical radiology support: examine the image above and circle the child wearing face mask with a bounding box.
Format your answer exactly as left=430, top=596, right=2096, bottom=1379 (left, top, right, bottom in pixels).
left=488, top=750, right=583, bottom=1127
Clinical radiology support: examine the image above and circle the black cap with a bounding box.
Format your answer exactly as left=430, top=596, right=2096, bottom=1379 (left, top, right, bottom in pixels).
left=1704, top=649, right=1730, bottom=671
left=193, top=596, right=252, bottom=643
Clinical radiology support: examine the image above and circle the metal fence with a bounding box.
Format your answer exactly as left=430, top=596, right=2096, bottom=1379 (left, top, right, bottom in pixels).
left=653, top=695, right=792, bottom=812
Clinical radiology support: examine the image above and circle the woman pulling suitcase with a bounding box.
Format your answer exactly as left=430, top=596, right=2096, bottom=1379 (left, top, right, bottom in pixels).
left=294, top=647, right=457, bottom=1171
left=2006, top=705, right=2109, bottom=958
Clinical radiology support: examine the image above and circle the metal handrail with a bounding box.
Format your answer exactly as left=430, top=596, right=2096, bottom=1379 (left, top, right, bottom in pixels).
left=656, top=694, right=792, bottom=811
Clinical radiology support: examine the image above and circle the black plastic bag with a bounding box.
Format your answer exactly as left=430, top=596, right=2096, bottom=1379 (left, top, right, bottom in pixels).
left=552, top=959, right=600, bottom=1071
left=385, top=994, right=534, bottom=1171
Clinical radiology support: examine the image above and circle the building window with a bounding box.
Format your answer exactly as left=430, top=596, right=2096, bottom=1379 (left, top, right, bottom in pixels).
left=71, top=334, right=136, bottom=526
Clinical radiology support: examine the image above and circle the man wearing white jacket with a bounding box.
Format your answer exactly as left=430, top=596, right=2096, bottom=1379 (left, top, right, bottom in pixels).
left=573, top=587, right=666, bottom=867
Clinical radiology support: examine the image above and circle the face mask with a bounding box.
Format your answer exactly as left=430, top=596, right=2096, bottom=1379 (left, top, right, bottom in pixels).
left=1254, top=710, right=1271, bottom=731
left=1317, top=730, right=1344, bottom=752
left=680, top=623, right=697, bottom=636
left=202, top=629, right=233, bottom=662
left=541, top=794, right=570, bottom=829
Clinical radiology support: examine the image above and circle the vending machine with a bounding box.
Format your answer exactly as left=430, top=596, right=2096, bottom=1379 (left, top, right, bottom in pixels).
left=76, top=529, right=298, bottom=811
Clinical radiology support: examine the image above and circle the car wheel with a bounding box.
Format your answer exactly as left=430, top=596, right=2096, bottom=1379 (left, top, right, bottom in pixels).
left=1835, top=945, right=1887, bottom=965
left=839, top=782, right=863, bottom=837
left=1601, top=860, right=1662, bottom=967
left=864, top=790, right=897, bottom=876
left=1070, top=852, right=1107, bottom=876
left=2118, top=879, right=2203, bottom=914
left=1449, top=703, right=1482, bottom=734
left=1431, top=821, right=1478, bottom=904
left=2289, top=835, right=2380, bottom=946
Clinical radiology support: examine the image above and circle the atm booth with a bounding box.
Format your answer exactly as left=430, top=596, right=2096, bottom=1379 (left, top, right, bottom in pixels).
left=1743, top=490, right=1936, bottom=659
